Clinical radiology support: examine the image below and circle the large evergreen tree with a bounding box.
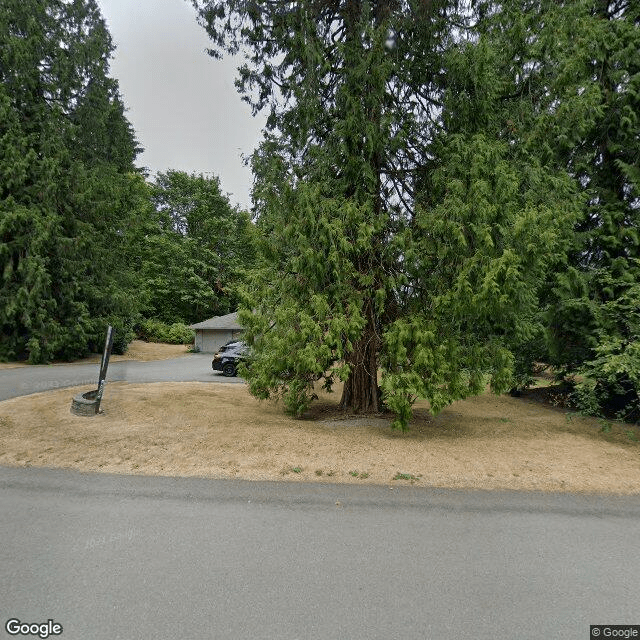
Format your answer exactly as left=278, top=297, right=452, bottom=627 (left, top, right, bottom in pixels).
left=0, top=0, right=147, bottom=361
left=193, top=0, right=579, bottom=428
left=478, top=0, right=639, bottom=420
left=543, top=0, right=640, bottom=420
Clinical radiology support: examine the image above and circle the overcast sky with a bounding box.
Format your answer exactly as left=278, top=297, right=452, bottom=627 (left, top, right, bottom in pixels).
left=95, top=0, right=266, bottom=209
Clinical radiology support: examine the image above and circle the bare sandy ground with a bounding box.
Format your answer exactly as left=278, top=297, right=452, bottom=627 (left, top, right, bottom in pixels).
left=0, top=341, right=190, bottom=369
left=1, top=377, right=638, bottom=494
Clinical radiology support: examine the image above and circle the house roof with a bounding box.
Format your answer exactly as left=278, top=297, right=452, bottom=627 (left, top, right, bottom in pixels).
left=189, top=312, right=243, bottom=331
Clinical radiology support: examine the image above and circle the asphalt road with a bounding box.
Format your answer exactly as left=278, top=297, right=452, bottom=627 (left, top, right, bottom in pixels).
left=0, top=354, right=242, bottom=401
left=1, top=466, right=639, bottom=640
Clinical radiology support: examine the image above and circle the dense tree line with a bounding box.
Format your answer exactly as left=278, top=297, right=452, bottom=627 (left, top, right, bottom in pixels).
left=475, top=0, right=639, bottom=421
left=2, top=0, right=636, bottom=425
left=0, top=0, right=146, bottom=360
left=193, top=0, right=638, bottom=426
left=0, top=0, right=255, bottom=362
left=142, top=170, right=256, bottom=325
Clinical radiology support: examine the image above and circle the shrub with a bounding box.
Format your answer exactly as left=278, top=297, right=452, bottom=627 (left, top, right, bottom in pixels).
left=572, top=284, right=640, bottom=423
left=105, top=317, right=137, bottom=355
left=166, top=322, right=196, bottom=345
left=137, top=319, right=195, bottom=344
left=573, top=339, right=640, bottom=423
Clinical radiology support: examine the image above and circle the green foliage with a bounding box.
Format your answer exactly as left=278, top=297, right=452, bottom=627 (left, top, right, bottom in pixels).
left=599, top=420, right=612, bottom=434
left=140, top=170, right=256, bottom=324
left=560, top=5, right=634, bottom=364
left=238, top=181, right=378, bottom=418
left=98, top=317, right=136, bottom=357
left=509, top=323, right=548, bottom=393
left=0, top=0, right=147, bottom=362
left=195, top=0, right=582, bottom=429
left=393, top=473, right=418, bottom=481
left=382, top=130, right=577, bottom=426
left=572, top=280, right=640, bottom=421
left=469, top=0, right=640, bottom=423
left=137, top=319, right=195, bottom=345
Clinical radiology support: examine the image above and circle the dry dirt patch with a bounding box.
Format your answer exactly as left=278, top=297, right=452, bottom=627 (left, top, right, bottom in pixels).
left=1, top=380, right=638, bottom=493
left=0, top=341, right=190, bottom=369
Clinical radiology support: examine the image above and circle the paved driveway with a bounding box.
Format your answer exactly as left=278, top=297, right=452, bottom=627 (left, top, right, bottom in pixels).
left=0, top=353, right=242, bottom=401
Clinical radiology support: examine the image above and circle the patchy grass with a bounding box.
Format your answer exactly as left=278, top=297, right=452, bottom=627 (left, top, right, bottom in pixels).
left=0, top=378, right=639, bottom=494
left=393, top=472, right=420, bottom=481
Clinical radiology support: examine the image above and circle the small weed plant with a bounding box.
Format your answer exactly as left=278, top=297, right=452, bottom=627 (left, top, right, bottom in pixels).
left=599, top=420, right=612, bottom=434
left=393, top=472, right=418, bottom=481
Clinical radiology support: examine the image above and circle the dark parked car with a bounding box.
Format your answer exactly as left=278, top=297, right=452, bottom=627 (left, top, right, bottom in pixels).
left=211, top=341, right=248, bottom=377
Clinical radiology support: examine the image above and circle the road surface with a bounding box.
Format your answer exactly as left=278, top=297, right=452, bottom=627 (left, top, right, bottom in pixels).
left=1, top=466, right=639, bottom=639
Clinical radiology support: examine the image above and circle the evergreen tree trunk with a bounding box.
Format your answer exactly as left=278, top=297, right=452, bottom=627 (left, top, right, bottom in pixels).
left=340, top=298, right=381, bottom=413
left=337, top=0, right=387, bottom=414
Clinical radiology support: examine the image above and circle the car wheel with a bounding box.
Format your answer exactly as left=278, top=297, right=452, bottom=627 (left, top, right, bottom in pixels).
left=222, top=362, right=236, bottom=377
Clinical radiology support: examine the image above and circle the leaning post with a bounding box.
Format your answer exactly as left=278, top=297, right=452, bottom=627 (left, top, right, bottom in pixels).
left=95, top=325, right=114, bottom=413
left=70, top=325, right=114, bottom=416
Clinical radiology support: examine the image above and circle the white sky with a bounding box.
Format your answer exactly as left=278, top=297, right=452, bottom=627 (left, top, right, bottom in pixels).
left=96, top=0, right=266, bottom=210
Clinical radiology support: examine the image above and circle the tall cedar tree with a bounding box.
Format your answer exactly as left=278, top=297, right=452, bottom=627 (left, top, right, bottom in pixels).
left=0, top=0, right=146, bottom=361
left=193, top=0, right=578, bottom=428
left=477, top=0, right=639, bottom=420
left=142, top=170, right=256, bottom=324
left=543, top=0, right=640, bottom=421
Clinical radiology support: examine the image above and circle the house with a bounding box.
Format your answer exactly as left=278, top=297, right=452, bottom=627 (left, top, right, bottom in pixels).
left=189, top=312, right=244, bottom=353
